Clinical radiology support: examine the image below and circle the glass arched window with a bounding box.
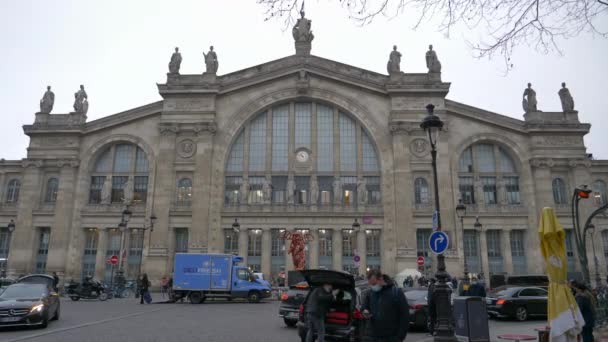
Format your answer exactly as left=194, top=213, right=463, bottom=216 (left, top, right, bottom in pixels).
left=552, top=178, right=568, bottom=205
left=89, top=144, right=149, bottom=204
left=592, top=180, right=607, bottom=205
left=458, top=144, right=520, bottom=205
left=5, top=179, right=20, bottom=203
left=176, top=178, right=193, bottom=205
left=44, top=178, right=59, bottom=203
left=414, top=178, right=429, bottom=204
left=224, top=101, right=381, bottom=208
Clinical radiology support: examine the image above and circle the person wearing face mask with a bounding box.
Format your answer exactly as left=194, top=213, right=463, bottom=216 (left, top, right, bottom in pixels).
left=362, top=269, right=409, bottom=342
left=305, top=283, right=334, bottom=342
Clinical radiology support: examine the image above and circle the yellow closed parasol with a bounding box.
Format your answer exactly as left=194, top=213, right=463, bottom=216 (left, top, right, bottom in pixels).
left=538, top=207, right=584, bottom=342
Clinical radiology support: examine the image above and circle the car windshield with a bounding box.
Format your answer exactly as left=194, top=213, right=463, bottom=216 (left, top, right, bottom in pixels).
left=0, top=285, right=46, bottom=300
left=494, top=288, right=517, bottom=297
left=405, top=290, right=427, bottom=301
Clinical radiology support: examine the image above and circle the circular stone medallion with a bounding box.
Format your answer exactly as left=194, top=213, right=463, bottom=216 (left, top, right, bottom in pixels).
left=178, top=139, right=196, bottom=158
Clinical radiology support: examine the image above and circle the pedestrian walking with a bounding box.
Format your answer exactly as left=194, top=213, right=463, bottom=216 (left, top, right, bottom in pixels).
left=140, top=273, right=151, bottom=304
left=466, top=277, right=486, bottom=297
left=574, top=282, right=596, bottom=342
left=305, top=282, right=334, bottom=342
left=362, top=269, right=409, bottom=342
left=427, top=278, right=437, bottom=336
left=52, top=272, right=59, bottom=293
left=160, top=276, right=168, bottom=299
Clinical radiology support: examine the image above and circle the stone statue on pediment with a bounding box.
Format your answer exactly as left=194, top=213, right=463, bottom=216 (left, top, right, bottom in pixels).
left=123, top=177, right=133, bottom=203
left=357, top=178, right=367, bottom=206
left=203, top=46, right=218, bottom=74
left=262, top=178, right=272, bottom=204
left=310, top=177, right=319, bottom=205
left=425, top=45, right=441, bottom=73
left=387, top=45, right=401, bottom=74
left=558, top=82, right=575, bottom=112
left=287, top=178, right=296, bottom=204
left=73, top=85, right=88, bottom=114
left=522, top=83, right=537, bottom=113
left=101, top=176, right=112, bottom=204
left=292, top=10, right=314, bottom=43
left=168, top=47, right=182, bottom=74
left=240, top=179, right=250, bottom=204
left=39, top=86, right=54, bottom=114
left=333, top=178, right=342, bottom=205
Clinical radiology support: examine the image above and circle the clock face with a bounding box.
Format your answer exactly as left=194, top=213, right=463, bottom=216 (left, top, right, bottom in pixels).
left=296, top=150, right=309, bottom=163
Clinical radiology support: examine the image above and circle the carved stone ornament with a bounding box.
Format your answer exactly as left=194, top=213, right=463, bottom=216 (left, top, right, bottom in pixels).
left=568, top=158, right=592, bottom=168
left=177, top=139, right=196, bottom=158
left=530, top=158, right=555, bottom=168
left=409, top=138, right=429, bottom=157
left=194, top=122, right=217, bottom=135
left=159, top=123, right=179, bottom=135
left=22, top=160, right=44, bottom=168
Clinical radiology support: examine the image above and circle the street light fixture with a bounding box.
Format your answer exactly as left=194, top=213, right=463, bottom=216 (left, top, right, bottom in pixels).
left=7, top=219, right=15, bottom=233
left=3, top=220, right=16, bottom=278
left=122, top=205, right=132, bottom=224
left=455, top=199, right=468, bottom=279
left=352, top=218, right=361, bottom=232
left=474, top=216, right=484, bottom=278
left=571, top=185, right=592, bottom=283
left=232, top=218, right=240, bottom=233
left=138, top=213, right=158, bottom=278
left=420, top=103, right=455, bottom=342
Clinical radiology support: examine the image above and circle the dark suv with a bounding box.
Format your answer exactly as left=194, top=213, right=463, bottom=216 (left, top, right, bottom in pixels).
left=297, top=270, right=368, bottom=342
left=279, top=271, right=310, bottom=327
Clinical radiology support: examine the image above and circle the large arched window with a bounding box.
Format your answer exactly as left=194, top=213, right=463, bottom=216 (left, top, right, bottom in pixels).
left=225, top=101, right=381, bottom=208
left=552, top=178, right=568, bottom=205
left=414, top=178, right=429, bottom=205
left=457, top=143, right=520, bottom=205
left=89, top=143, right=149, bottom=204
left=44, top=178, right=59, bottom=203
left=176, top=178, right=193, bottom=205
left=592, top=180, right=607, bottom=205
left=5, top=179, right=20, bottom=203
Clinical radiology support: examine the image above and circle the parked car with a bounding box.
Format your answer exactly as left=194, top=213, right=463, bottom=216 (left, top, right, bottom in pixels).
left=0, top=283, right=60, bottom=328
left=0, top=278, right=16, bottom=294
left=297, top=270, right=367, bottom=342
left=403, top=287, right=430, bottom=331
left=279, top=281, right=309, bottom=327
left=486, top=286, right=548, bottom=321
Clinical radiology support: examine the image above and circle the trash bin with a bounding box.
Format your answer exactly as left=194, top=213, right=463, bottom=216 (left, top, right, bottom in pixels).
left=453, top=296, right=490, bottom=342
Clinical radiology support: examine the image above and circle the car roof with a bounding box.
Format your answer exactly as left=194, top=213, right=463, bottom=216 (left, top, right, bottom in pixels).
left=5, top=283, right=47, bottom=290
left=299, top=269, right=355, bottom=289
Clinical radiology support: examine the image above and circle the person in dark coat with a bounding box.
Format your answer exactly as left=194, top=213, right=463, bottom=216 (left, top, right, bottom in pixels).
left=139, top=273, right=150, bottom=304
left=52, top=272, right=59, bottom=293
left=574, top=282, right=596, bottom=342
left=427, top=278, right=437, bottom=336
left=362, top=269, right=409, bottom=342
left=305, top=283, right=334, bottom=342
left=467, top=277, right=486, bottom=297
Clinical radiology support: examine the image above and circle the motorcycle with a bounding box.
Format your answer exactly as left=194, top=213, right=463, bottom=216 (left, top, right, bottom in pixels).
left=66, top=279, right=109, bottom=301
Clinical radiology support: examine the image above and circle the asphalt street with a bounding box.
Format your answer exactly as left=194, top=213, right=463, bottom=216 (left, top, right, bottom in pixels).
left=0, top=297, right=543, bottom=342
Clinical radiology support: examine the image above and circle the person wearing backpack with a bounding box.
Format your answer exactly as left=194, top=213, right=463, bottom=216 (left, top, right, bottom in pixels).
left=362, top=269, right=409, bottom=342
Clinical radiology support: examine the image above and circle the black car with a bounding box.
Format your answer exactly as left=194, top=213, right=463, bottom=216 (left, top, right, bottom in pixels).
left=297, top=270, right=368, bottom=342
left=279, top=270, right=310, bottom=327
left=486, top=286, right=548, bottom=321
left=404, top=288, right=430, bottom=331
left=0, top=283, right=60, bottom=328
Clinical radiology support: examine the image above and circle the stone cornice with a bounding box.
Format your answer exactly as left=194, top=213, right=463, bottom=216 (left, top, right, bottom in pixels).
left=85, top=101, right=163, bottom=133
left=389, top=121, right=423, bottom=135
left=446, top=99, right=526, bottom=133
left=21, top=159, right=43, bottom=168
left=569, top=158, right=592, bottom=168
left=159, top=122, right=217, bottom=135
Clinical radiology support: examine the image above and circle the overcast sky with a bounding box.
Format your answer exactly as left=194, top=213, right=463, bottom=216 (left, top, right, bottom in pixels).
left=1, top=0, right=606, bottom=160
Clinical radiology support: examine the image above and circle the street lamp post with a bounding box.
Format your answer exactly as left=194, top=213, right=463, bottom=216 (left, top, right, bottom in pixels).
left=586, top=223, right=601, bottom=287
left=3, top=220, right=16, bottom=278
left=455, top=199, right=468, bottom=280
left=420, top=103, right=456, bottom=342
left=232, top=218, right=240, bottom=233
left=118, top=205, right=132, bottom=275
left=137, top=214, right=157, bottom=278
left=474, top=217, right=483, bottom=279
left=571, top=185, right=592, bottom=283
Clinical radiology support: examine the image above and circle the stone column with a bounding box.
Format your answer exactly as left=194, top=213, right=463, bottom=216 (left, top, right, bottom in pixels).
left=479, top=230, right=489, bottom=279
left=357, top=230, right=367, bottom=276
left=94, top=229, right=108, bottom=281
left=0, top=172, right=6, bottom=205
left=8, top=163, right=42, bottom=275
left=191, top=129, right=214, bottom=253
left=238, top=229, right=248, bottom=265
left=285, top=228, right=294, bottom=271
left=501, top=229, right=513, bottom=274
left=390, top=132, right=416, bottom=259
left=46, top=163, right=78, bottom=276
left=332, top=229, right=343, bottom=271
left=309, top=229, right=319, bottom=269
left=261, top=229, right=271, bottom=277
left=122, top=229, right=132, bottom=277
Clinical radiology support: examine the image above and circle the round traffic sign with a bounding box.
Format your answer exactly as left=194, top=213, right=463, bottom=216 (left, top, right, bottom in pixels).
left=416, top=256, right=425, bottom=266
left=109, top=255, right=119, bottom=265
left=353, top=255, right=361, bottom=263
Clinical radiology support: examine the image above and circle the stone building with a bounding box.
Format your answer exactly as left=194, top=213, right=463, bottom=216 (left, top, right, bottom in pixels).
left=0, top=18, right=607, bottom=284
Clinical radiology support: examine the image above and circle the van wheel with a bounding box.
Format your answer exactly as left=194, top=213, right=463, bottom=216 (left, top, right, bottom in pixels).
left=189, top=292, right=203, bottom=304
left=515, top=306, right=528, bottom=321
left=248, top=291, right=260, bottom=303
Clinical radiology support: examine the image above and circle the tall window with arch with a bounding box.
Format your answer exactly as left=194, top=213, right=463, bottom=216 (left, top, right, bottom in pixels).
left=457, top=143, right=521, bottom=206
left=592, top=180, right=607, bottom=205
left=176, top=178, right=193, bottom=206
left=552, top=178, right=568, bottom=205
left=414, top=177, right=429, bottom=205
left=5, top=179, right=20, bottom=203
left=44, top=178, right=59, bottom=203
left=89, top=143, right=149, bottom=204
left=223, top=101, right=381, bottom=210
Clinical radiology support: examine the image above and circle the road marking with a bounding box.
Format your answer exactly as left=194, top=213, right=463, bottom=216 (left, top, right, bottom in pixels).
left=3, top=306, right=175, bottom=342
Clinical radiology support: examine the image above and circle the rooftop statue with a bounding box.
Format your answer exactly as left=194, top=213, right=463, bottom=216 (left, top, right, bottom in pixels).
left=558, top=82, right=575, bottom=112
left=39, top=86, right=54, bottom=114
left=73, top=85, right=88, bottom=114
left=168, top=47, right=182, bottom=74
left=203, top=46, right=218, bottom=74
left=292, top=10, right=314, bottom=43
left=426, top=45, right=441, bottom=73
left=387, top=45, right=401, bottom=74
left=522, top=83, right=537, bottom=113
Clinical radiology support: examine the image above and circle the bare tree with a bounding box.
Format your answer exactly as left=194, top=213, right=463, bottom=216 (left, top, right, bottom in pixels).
left=258, top=0, right=608, bottom=69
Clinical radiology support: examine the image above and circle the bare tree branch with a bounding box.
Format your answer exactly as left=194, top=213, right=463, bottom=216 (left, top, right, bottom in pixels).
left=258, top=0, right=608, bottom=71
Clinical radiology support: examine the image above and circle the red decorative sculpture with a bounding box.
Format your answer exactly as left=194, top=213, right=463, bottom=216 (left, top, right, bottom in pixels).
left=281, top=230, right=313, bottom=270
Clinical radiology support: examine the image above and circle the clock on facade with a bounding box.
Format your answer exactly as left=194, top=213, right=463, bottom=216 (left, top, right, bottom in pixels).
left=296, top=150, right=309, bottom=163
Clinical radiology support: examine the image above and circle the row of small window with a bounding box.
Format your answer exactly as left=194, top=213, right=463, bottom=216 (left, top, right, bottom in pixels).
left=4, top=178, right=60, bottom=204
left=553, top=178, right=607, bottom=205
left=0, top=227, right=50, bottom=274
left=224, top=176, right=381, bottom=206
left=223, top=228, right=382, bottom=257
left=89, top=176, right=149, bottom=204
left=458, top=176, right=521, bottom=205
left=416, top=229, right=526, bottom=258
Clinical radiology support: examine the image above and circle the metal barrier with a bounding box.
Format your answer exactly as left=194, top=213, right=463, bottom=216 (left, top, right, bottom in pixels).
left=596, top=286, right=608, bottom=327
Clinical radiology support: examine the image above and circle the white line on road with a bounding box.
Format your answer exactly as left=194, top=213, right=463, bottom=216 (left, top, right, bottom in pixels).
left=3, top=306, right=175, bottom=342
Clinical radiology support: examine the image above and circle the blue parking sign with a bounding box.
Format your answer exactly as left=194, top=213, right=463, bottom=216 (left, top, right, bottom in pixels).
left=429, top=231, right=449, bottom=254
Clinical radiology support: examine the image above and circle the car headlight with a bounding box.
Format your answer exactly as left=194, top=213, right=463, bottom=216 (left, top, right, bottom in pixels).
left=30, top=304, right=44, bottom=313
